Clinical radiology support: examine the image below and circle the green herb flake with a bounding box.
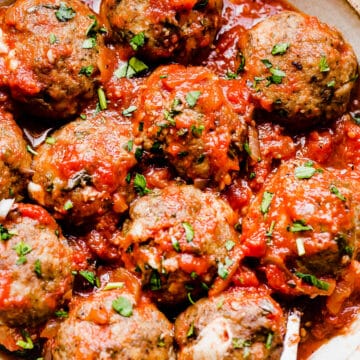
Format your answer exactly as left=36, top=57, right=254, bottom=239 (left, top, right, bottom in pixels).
left=114, top=63, right=128, bottom=79
left=186, top=322, right=195, bottom=338
left=265, top=332, right=273, bottom=349
left=288, top=220, right=313, bottom=232
left=225, top=71, right=238, bottom=80
left=82, top=37, right=96, bottom=49
left=129, top=32, right=145, bottom=51
left=0, top=224, right=14, bottom=241
left=319, top=56, right=330, bottom=72
left=128, top=57, right=148, bottom=76
left=125, top=140, right=134, bottom=152
left=134, top=173, right=151, bottom=196
left=171, top=238, right=181, bottom=252
left=55, top=2, right=76, bottom=22
left=271, top=43, right=290, bottom=55
left=187, top=292, right=196, bottom=305
left=13, top=241, right=32, bottom=265
left=150, top=271, right=161, bottom=291
left=269, top=68, right=286, bottom=84
left=79, top=65, right=94, bottom=77
left=97, top=87, right=108, bottom=110
left=260, top=191, right=274, bottom=215
left=232, top=338, right=251, bottom=349
left=45, top=136, right=56, bottom=145
left=266, top=220, right=276, bottom=238
left=122, top=105, right=137, bottom=117
left=16, top=331, right=34, bottom=350
left=79, top=270, right=99, bottom=286
left=225, top=240, right=235, bottom=251
left=295, top=272, right=330, bottom=290
left=112, top=296, right=133, bottom=317
left=217, top=257, right=233, bottom=280
left=80, top=113, right=87, bottom=120
left=261, top=59, right=273, bottom=68
left=191, top=124, right=205, bottom=138
left=103, top=282, right=124, bottom=291
left=182, top=222, right=194, bottom=242
left=330, top=185, right=346, bottom=201
left=157, top=335, right=166, bottom=347
left=294, top=165, right=317, bottom=179
left=49, top=33, right=57, bottom=44
left=238, top=53, right=246, bottom=72
left=327, top=79, right=336, bottom=88
left=86, top=14, right=98, bottom=37
left=34, top=259, right=42, bottom=277
left=63, top=199, right=73, bottom=211
left=186, top=91, right=201, bottom=108
left=54, top=309, right=69, bottom=318
left=26, top=144, right=38, bottom=156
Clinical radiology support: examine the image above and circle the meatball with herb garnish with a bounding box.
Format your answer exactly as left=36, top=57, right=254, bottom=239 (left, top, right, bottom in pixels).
left=28, top=113, right=137, bottom=225
left=101, top=0, right=223, bottom=62
left=241, top=11, right=358, bottom=129
left=133, top=64, right=248, bottom=189
left=50, top=271, right=175, bottom=360
left=118, top=184, right=240, bottom=305
left=241, top=159, right=356, bottom=297
left=0, top=0, right=105, bottom=120
left=175, top=288, right=285, bottom=360
left=0, top=109, right=31, bottom=201
left=0, top=203, right=73, bottom=331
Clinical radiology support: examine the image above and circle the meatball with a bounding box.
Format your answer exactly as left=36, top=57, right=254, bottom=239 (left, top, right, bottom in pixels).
left=0, top=109, right=31, bottom=201
left=241, top=11, right=358, bottom=128
left=0, top=203, right=73, bottom=328
left=50, top=282, right=175, bottom=359
left=29, top=113, right=137, bottom=225
left=101, top=0, right=223, bottom=62
left=0, top=0, right=105, bottom=120
left=118, top=184, right=240, bottom=305
left=241, top=159, right=356, bottom=297
left=175, top=288, right=285, bottom=359
left=134, top=64, right=248, bottom=189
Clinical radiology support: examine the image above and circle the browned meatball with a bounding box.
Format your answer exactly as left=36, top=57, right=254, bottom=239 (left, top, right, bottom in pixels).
left=241, top=159, right=356, bottom=297
left=28, top=113, right=137, bottom=225
left=241, top=11, right=358, bottom=128
left=101, top=0, right=223, bottom=62
left=0, top=0, right=105, bottom=120
left=118, top=184, right=240, bottom=305
left=133, top=64, right=248, bottom=189
left=0, top=109, right=31, bottom=200
left=50, top=280, right=175, bottom=359
left=175, top=288, right=285, bottom=359
left=0, top=203, right=73, bottom=329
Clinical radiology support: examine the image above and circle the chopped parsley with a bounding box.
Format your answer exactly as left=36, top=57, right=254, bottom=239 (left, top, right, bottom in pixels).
left=63, top=199, right=73, bottom=211
left=0, top=224, right=14, bottom=241
left=350, top=111, right=360, bottom=125
left=287, top=220, right=313, bottom=232
left=186, top=91, right=201, bottom=108
left=26, top=144, right=38, bottom=156
left=327, top=79, right=336, bottom=88
left=150, top=270, right=161, bottom=290
left=114, top=57, right=149, bottom=79
left=187, top=292, right=196, bottom=305
left=79, top=65, right=94, bottom=77
left=79, top=270, right=100, bottom=287
left=261, top=59, right=273, bottom=68
left=191, top=124, right=205, bottom=137
left=260, top=191, right=274, bottom=215
left=266, top=220, right=276, bottom=238
left=112, top=296, right=133, bottom=317
left=271, top=43, right=290, bottom=55
left=45, top=136, right=56, bottom=145
left=217, top=257, right=233, bottom=279
left=330, top=185, right=346, bottom=201
left=182, top=222, right=194, bottom=242
left=319, top=56, right=330, bottom=72
left=97, top=87, right=107, bottom=110
left=55, top=309, right=69, bottom=318
left=294, top=163, right=317, bottom=179
left=13, top=241, right=32, bottom=265
left=186, top=322, right=195, bottom=338
left=86, top=15, right=98, bottom=37
left=225, top=240, right=235, bottom=251
left=265, top=332, right=273, bottom=349
left=103, top=282, right=124, bottom=291
left=122, top=105, right=137, bottom=117
left=295, top=272, right=330, bottom=290
left=16, top=331, right=34, bottom=350
left=129, top=32, right=145, bottom=51
left=134, top=173, right=151, bottom=196
left=171, top=237, right=181, bottom=252
left=34, top=259, right=42, bottom=277
left=268, top=68, right=286, bottom=84
left=82, top=37, right=96, bottom=49
left=49, top=33, right=57, bottom=44
left=55, top=2, right=75, bottom=22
